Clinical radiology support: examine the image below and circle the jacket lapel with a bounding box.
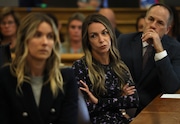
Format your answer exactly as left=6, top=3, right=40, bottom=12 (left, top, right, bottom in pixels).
left=20, top=82, right=44, bottom=124
left=131, top=34, right=143, bottom=85
left=38, top=83, right=54, bottom=120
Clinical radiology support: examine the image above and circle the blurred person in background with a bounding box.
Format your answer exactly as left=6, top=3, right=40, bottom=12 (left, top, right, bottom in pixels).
left=77, top=0, right=101, bottom=9
left=167, top=6, right=180, bottom=42
left=98, top=8, right=121, bottom=38
left=0, top=7, right=20, bottom=53
left=46, top=13, right=65, bottom=43
left=135, top=14, right=145, bottom=32
left=61, top=12, right=85, bottom=53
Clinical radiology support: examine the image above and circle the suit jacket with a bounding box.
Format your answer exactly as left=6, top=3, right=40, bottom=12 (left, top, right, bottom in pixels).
left=117, top=32, right=180, bottom=114
left=0, top=66, right=78, bottom=124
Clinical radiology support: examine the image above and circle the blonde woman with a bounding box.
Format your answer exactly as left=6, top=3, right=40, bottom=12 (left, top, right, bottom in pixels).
left=0, top=12, right=78, bottom=124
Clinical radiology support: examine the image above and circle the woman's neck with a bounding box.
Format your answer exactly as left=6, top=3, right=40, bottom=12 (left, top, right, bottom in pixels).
left=30, top=63, right=45, bottom=77
left=27, top=58, right=46, bottom=77
left=70, top=40, right=82, bottom=50
left=92, top=52, right=110, bottom=65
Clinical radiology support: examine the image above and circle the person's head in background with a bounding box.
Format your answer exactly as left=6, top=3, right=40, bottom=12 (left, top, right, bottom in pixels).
left=77, top=0, right=101, bottom=9
left=98, top=8, right=121, bottom=38
left=65, top=12, right=85, bottom=53
left=135, top=14, right=145, bottom=32
left=167, top=6, right=180, bottom=41
left=0, top=7, right=20, bottom=52
left=98, top=8, right=116, bottom=30
left=13, top=12, right=62, bottom=89
left=46, top=13, right=65, bottom=43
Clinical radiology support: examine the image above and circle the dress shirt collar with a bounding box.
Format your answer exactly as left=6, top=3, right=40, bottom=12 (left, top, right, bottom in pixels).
left=142, top=41, right=149, bottom=48
left=142, top=41, right=154, bottom=48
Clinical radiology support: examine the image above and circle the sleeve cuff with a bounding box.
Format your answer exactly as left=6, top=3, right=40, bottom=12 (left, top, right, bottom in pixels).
left=154, top=50, right=167, bottom=61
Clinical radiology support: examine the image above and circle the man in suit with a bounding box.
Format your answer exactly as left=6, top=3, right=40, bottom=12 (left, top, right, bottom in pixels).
left=117, top=3, right=180, bottom=115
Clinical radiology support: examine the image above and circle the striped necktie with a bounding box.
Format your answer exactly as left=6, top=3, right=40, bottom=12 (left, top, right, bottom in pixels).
left=142, top=45, right=153, bottom=69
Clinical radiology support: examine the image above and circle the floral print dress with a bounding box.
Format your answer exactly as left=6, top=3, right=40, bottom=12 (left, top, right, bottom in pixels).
left=72, top=58, right=139, bottom=124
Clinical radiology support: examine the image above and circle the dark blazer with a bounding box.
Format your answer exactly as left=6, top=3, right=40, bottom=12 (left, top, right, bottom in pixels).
left=0, top=66, right=78, bottom=124
left=117, top=32, right=180, bottom=114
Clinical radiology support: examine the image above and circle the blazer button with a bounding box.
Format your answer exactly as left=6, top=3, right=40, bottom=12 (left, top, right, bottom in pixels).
left=50, top=108, right=56, bottom=113
left=22, top=112, right=28, bottom=117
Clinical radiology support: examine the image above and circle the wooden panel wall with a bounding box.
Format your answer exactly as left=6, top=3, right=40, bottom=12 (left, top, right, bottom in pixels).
left=1, top=7, right=180, bottom=34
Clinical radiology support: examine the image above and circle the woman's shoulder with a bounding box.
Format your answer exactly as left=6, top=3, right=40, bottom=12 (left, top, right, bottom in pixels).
left=60, top=67, right=74, bottom=76
left=72, top=57, right=86, bottom=68
left=0, top=65, right=14, bottom=83
left=60, top=67, right=75, bottom=82
left=60, top=67, right=78, bottom=90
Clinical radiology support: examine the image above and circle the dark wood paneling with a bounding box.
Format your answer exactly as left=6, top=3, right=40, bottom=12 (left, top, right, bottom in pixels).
left=1, top=7, right=180, bottom=34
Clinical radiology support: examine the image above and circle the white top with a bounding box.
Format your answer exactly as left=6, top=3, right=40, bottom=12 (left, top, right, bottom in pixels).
left=31, top=76, right=43, bottom=106
left=142, top=41, right=167, bottom=61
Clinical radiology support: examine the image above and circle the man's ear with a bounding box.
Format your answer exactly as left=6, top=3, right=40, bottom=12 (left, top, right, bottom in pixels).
left=165, top=25, right=172, bottom=35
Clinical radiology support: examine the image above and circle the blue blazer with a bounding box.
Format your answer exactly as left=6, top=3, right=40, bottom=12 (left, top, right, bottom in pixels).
left=118, top=32, right=180, bottom=114
left=0, top=66, right=78, bottom=124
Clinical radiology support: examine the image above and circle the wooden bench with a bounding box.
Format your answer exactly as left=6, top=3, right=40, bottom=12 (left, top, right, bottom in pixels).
left=11, top=53, right=84, bottom=67
left=61, top=53, right=84, bottom=66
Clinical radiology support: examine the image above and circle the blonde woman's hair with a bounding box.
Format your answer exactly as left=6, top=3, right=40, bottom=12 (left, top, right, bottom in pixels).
left=11, top=12, right=63, bottom=96
left=82, top=13, right=132, bottom=96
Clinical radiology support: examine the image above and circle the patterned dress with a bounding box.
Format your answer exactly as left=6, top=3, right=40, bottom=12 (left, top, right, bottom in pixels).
left=72, top=58, right=139, bottom=124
